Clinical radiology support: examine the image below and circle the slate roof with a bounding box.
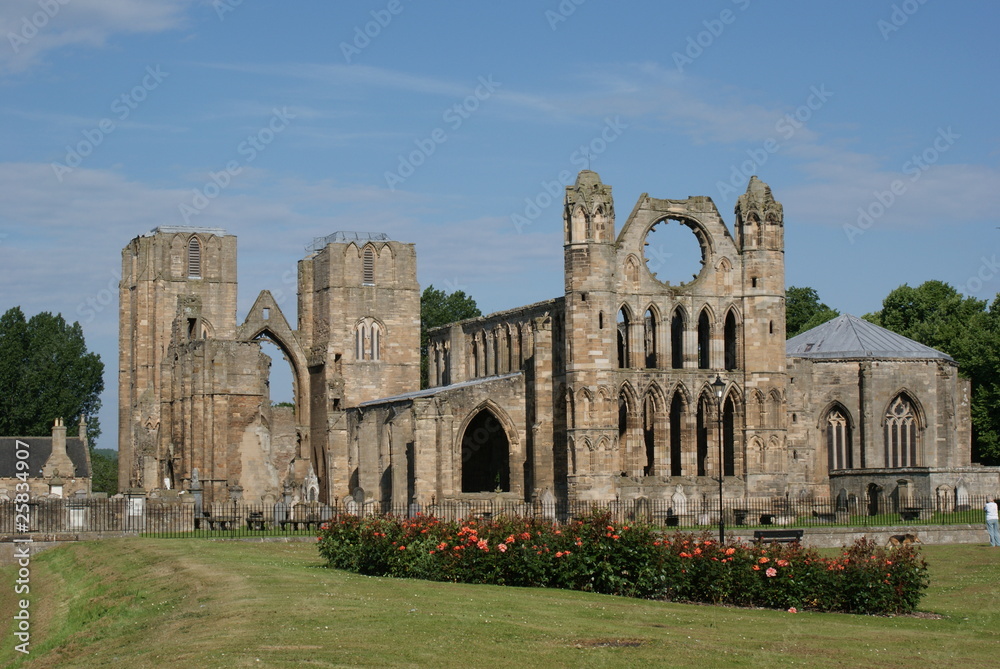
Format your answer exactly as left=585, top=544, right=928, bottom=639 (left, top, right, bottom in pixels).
left=786, top=314, right=954, bottom=361
left=358, top=372, right=523, bottom=407
left=0, top=437, right=90, bottom=479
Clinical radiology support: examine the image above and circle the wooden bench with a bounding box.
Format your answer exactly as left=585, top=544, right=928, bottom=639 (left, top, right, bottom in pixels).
left=753, top=529, right=804, bottom=544
left=279, top=518, right=330, bottom=531
left=205, top=516, right=238, bottom=531
left=899, top=507, right=932, bottom=521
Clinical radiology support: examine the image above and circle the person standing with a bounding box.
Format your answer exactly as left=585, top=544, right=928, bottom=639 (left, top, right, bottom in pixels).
left=986, top=498, right=1000, bottom=547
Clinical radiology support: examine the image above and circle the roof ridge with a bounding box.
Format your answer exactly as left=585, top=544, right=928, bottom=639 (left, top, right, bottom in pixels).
left=786, top=312, right=954, bottom=362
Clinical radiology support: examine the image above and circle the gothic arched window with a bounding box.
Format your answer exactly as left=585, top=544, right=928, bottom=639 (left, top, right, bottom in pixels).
left=724, top=310, right=738, bottom=371
left=187, top=236, right=202, bottom=278
left=671, top=308, right=685, bottom=369
left=644, top=308, right=657, bottom=368
left=826, top=407, right=852, bottom=471
left=885, top=395, right=919, bottom=467
left=362, top=247, right=375, bottom=285
left=697, top=310, right=711, bottom=370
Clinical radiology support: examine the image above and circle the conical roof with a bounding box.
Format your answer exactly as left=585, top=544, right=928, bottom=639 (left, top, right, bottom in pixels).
left=785, top=314, right=954, bottom=361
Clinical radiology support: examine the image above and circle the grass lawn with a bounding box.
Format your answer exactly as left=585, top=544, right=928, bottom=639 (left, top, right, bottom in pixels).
left=1, top=538, right=998, bottom=668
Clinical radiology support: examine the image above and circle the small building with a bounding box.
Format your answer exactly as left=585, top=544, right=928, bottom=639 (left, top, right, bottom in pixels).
left=0, top=417, right=92, bottom=499
left=785, top=314, right=997, bottom=508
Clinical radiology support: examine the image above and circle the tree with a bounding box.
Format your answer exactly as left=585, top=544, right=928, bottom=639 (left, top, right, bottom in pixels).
left=0, top=307, right=104, bottom=444
left=863, top=281, right=985, bottom=361
left=865, top=282, right=1000, bottom=464
left=785, top=286, right=839, bottom=338
left=420, top=285, right=481, bottom=388
left=90, top=448, right=119, bottom=494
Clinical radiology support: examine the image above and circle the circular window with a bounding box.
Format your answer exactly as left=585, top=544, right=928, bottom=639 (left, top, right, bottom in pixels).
left=642, top=218, right=705, bottom=285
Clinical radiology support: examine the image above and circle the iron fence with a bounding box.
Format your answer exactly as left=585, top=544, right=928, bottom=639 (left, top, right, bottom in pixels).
left=1, top=494, right=993, bottom=539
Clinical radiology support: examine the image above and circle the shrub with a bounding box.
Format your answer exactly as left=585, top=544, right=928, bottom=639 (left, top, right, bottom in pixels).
left=317, top=513, right=929, bottom=615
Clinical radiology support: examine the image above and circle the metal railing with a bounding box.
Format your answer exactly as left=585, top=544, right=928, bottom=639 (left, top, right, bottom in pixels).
left=1, top=494, right=992, bottom=539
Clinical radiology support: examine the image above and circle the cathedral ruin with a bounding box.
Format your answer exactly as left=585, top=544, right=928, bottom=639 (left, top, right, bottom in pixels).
left=118, top=172, right=999, bottom=509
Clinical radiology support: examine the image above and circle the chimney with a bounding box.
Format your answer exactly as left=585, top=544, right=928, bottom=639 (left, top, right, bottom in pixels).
left=43, top=417, right=76, bottom=478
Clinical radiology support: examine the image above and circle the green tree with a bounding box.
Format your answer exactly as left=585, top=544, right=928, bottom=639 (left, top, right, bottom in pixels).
left=420, top=285, right=481, bottom=388
left=0, top=307, right=104, bottom=444
left=865, top=282, right=999, bottom=464
left=785, top=286, right=839, bottom=338
left=90, top=448, right=119, bottom=495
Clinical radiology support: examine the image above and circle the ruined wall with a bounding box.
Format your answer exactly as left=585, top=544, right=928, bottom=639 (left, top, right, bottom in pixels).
left=119, top=227, right=236, bottom=491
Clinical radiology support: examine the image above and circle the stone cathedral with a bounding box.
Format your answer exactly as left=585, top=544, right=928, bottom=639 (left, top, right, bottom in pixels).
left=118, top=172, right=999, bottom=509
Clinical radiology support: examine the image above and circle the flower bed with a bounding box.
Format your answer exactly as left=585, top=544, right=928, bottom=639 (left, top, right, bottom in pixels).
left=316, top=512, right=928, bottom=615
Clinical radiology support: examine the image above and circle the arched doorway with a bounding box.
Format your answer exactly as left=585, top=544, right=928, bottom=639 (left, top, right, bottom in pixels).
left=461, top=408, right=511, bottom=492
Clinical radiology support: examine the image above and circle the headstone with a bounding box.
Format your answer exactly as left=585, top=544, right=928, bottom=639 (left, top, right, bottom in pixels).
left=634, top=496, right=652, bottom=521
left=190, top=468, right=203, bottom=515
left=540, top=489, right=556, bottom=521
left=274, top=500, right=288, bottom=524
left=671, top=485, right=687, bottom=515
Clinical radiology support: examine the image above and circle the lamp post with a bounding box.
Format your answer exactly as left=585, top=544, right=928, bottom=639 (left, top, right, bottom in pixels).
left=712, top=374, right=726, bottom=544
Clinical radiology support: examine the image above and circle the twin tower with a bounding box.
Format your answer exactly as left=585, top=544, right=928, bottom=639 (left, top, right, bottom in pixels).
left=119, top=173, right=792, bottom=506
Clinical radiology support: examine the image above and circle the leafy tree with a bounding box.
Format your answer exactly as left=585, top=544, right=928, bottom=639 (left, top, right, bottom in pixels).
left=786, top=286, right=839, bottom=338
left=0, top=307, right=104, bottom=444
left=420, top=285, right=481, bottom=388
left=865, top=282, right=1000, bottom=464
left=90, top=449, right=119, bottom=495
left=863, top=281, right=985, bottom=361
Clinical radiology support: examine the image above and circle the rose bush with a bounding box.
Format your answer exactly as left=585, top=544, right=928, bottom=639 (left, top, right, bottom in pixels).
left=317, top=511, right=928, bottom=615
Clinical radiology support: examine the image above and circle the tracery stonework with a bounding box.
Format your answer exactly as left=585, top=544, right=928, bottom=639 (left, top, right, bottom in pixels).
left=118, top=174, right=1000, bottom=507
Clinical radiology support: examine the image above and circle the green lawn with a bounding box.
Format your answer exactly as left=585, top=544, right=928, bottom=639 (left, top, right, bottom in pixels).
left=1, top=539, right=997, bottom=668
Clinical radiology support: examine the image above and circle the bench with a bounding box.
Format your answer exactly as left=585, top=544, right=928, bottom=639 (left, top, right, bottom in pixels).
left=279, top=518, right=330, bottom=531
left=205, top=516, right=238, bottom=531
left=246, top=512, right=267, bottom=531
left=753, top=529, right=804, bottom=544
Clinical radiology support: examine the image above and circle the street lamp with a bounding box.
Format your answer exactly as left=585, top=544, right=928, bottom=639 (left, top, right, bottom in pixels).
left=712, top=374, right=726, bottom=544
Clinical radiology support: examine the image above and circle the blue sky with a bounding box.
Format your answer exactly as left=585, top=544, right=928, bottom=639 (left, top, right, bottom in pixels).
left=1, top=0, right=998, bottom=449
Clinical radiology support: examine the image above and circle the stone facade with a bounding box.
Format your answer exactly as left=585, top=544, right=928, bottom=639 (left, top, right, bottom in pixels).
left=118, top=173, right=999, bottom=509
left=0, top=418, right=91, bottom=499
left=785, top=314, right=996, bottom=508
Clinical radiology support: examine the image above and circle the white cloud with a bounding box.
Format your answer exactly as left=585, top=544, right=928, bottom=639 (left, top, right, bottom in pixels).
left=0, top=0, right=195, bottom=74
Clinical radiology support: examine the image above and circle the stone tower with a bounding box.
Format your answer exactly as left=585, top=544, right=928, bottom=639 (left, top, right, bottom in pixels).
left=118, top=226, right=237, bottom=491
left=733, top=176, right=788, bottom=491
left=298, top=233, right=420, bottom=501
left=562, top=171, right=620, bottom=498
